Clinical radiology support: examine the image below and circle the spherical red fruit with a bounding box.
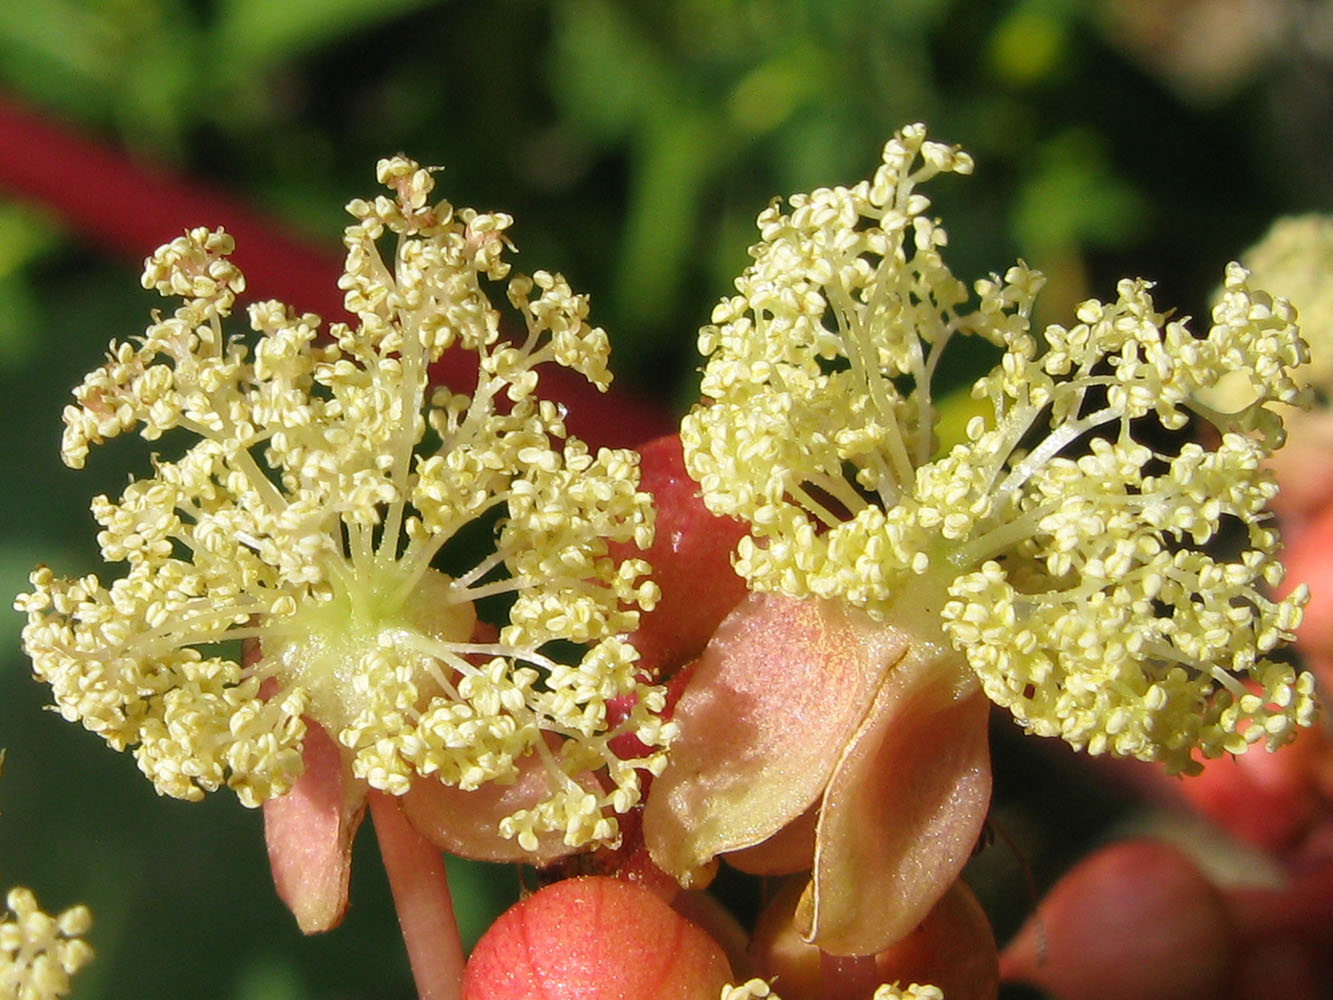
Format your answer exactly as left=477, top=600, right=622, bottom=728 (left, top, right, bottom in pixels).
left=463, top=876, right=734, bottom=1000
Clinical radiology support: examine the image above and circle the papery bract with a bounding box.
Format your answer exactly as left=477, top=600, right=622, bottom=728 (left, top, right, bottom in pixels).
left=262, top=713, right=364, bottom=932
left=644, top=591, right=991, bottom=953
left=808, top=626, right=991, bottom=954
left=399, top=733, right=610, bottom=865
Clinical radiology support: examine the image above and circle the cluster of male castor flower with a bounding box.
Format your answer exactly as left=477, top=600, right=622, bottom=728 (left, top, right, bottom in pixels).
left=9, top=125, right=1324, bottom=999
left=20, top=156, right=669, bottom=848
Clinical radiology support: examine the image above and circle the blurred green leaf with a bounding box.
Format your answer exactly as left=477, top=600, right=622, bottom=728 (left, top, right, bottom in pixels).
left=727, top=43, right=832, bottom=135
left=231, top=954, right=310, bottom=1000
left=987, top=0, right=1076, bottom=87
left=0, top=203, right=63, bottom=367
left=216, top=0, right=448, bottom=67
left=1014, top=126, right=1149, bottom=259
left=0, top=1, right=112, bottom=85
left=549, top=0, right=673, bottom=141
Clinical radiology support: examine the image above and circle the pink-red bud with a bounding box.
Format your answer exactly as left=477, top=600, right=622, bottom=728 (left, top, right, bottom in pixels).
left=1000, top=840, right=1232, bottom=1000
left=1280, top=502, right=1333, bottom=661
left=1177, top=726, right=1330, bottom=853
left=613, top=434, right=749, bottom=676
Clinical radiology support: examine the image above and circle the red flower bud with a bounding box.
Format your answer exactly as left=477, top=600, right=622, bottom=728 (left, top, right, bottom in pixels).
left=1000, top=840, right=1232, bottom=1000
left=1280, top=502, right=1333, bottom=661
left=614, top=434, right=749, bottom=676
left=1177, top=724, right=1330, bottom=853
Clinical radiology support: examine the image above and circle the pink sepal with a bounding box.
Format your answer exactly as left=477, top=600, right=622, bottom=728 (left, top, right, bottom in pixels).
left=262, top=716, right=366, bottom=933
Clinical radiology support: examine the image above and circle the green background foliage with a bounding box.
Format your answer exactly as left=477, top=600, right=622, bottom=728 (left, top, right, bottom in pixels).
left=0, top=1, right=1327, bottom=996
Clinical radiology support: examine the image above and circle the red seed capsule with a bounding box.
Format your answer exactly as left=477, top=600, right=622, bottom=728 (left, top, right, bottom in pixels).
left=463, top=876, right=734, bottom=1000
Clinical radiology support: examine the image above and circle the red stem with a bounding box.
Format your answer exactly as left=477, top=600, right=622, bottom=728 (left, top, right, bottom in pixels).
left=0, top=88, right=672, bottom=449
left=0, top=90, right=346, bottom=316
left=369, top=790, right=466, bottom=1000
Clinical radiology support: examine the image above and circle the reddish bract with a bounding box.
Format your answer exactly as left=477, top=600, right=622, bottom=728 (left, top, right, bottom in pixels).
left=262, top=716, right=365, bottom=933
left=643, top=591, right=992, bottom=955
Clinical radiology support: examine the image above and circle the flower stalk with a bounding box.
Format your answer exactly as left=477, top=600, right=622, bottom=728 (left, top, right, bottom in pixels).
left=369, top=791, right=465, bottom=1000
